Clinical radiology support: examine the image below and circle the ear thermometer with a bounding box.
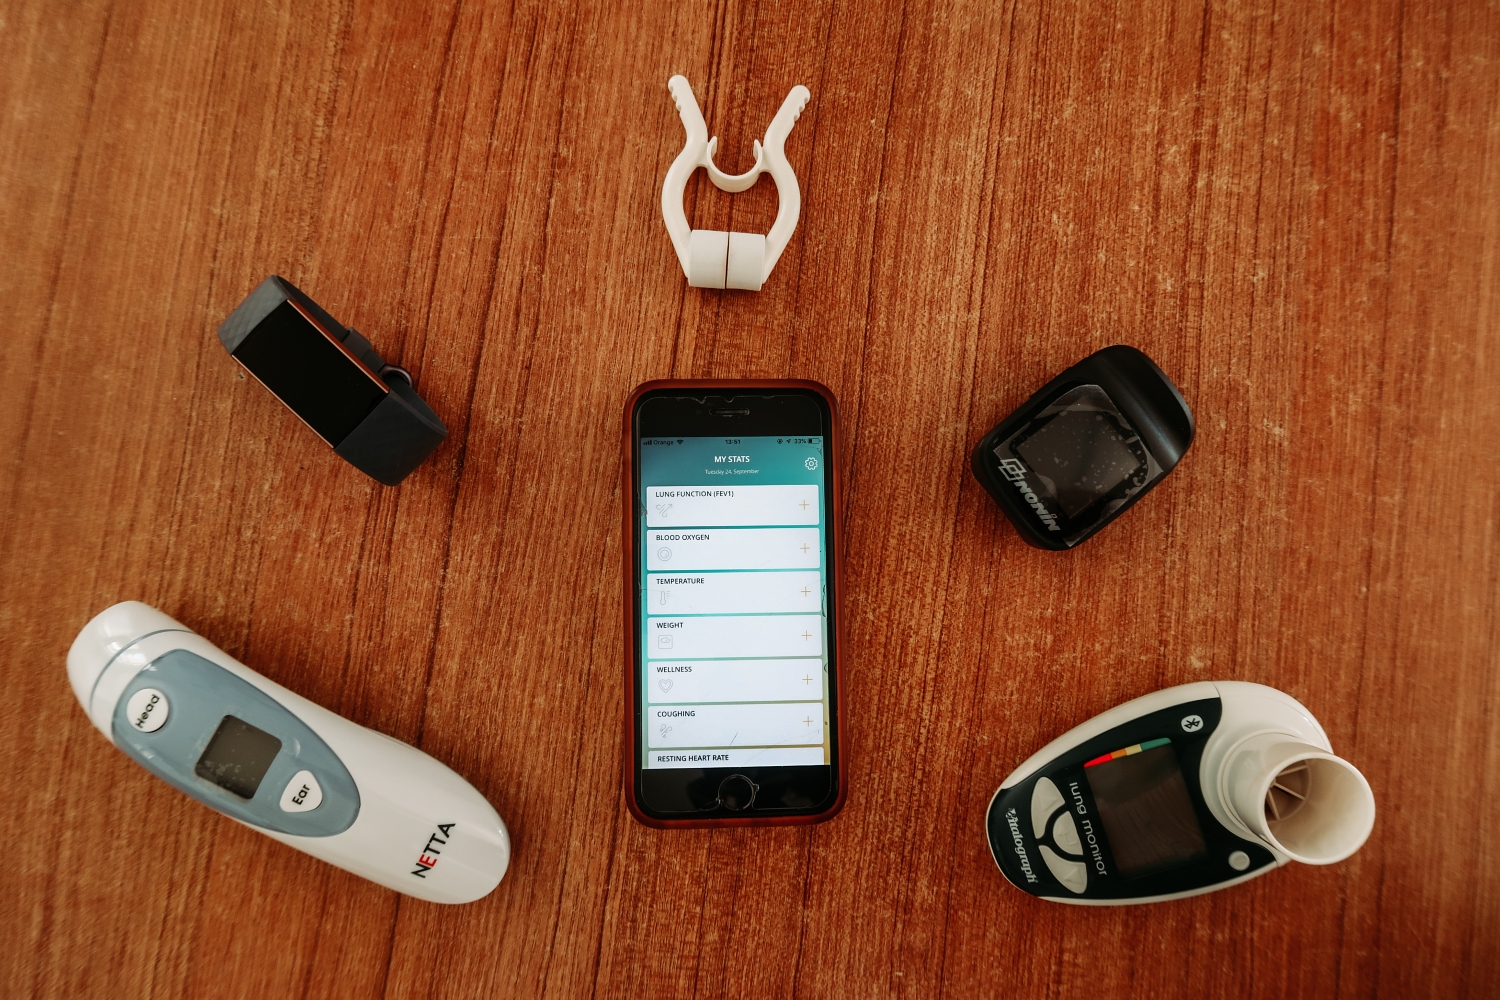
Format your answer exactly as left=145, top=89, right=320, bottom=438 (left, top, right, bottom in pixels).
left=987, top=681, right=1375, bottom=905
left=68, top=602, right=510, bottom=904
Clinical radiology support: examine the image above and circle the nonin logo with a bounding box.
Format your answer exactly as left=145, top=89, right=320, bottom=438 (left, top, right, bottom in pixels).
left=411, top=823, right=455, bottom=878
left=997, top=458, right=1061, bottom=532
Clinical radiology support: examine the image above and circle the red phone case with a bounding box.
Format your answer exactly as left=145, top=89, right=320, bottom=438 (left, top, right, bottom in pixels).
left=621, top=379, right=848, bottom=829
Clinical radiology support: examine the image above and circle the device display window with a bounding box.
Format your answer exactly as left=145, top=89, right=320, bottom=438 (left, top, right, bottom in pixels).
left=1083, top=738, right=1208, bottom=878
left=195, top=715, right=283, bottom=799
left=231, top=300, right=388, bottom=446
left=992, top=384, right=1163, bottom=543
left=637, top=435, right=830, bottom=771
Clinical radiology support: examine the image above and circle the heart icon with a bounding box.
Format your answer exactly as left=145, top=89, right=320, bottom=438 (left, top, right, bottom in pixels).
left=660, top=724, right=673, bottom=738
left=658, top=679, right=673, bottom=693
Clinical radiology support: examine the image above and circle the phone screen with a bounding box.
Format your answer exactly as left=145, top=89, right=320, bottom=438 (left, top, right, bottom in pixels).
left=637, top=434, right=830, bottom=772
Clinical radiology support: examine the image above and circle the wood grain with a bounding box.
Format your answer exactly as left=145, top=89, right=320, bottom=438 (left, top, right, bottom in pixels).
left=2, top=0, right=1497, bottom=997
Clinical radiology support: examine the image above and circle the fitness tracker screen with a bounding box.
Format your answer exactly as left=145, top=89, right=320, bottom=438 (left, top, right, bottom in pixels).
left=232, top=300, right=388, bottom=446
left=637, top=435, right=830, bottom=771
left=195, top=715, right=283, bottom=799
left=1084, top=739, right=1207, bottom=877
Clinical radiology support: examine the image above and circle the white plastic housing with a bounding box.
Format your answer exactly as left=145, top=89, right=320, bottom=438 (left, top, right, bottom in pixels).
left=688, top=230, right=731, bottom=288
left=1221, top=735, right=1375, bottom=864
left=997, top=680, right=1375, bottom=903
left=67, top=602, right=510, bottom=904
left=661, top=75, right=808, bottom=291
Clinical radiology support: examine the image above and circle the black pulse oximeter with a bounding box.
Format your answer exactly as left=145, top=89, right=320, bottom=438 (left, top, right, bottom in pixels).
left=218, top=275, right=447, bottom=486
left=970, top=345, right=1193, bottom=549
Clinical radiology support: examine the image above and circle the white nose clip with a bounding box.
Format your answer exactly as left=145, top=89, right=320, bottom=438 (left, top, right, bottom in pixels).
left=661, top=75, right=810, bottom=291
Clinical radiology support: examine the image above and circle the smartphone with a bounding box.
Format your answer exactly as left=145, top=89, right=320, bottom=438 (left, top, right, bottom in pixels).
left=623, top=381, right=846, bottom=827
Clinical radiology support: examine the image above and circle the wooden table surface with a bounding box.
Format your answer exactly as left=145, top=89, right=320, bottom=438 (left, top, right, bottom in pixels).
left=4, top=0, right=1498, bottom=996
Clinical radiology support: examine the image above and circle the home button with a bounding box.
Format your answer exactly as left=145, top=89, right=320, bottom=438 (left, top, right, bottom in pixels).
left=717, top=774, right=759, bottom=810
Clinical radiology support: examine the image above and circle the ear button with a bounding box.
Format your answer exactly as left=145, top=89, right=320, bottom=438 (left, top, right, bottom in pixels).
left=279, top=770, right=323, bottom=813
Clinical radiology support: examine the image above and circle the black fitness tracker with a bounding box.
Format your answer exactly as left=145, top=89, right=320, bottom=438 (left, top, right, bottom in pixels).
left=971, top=345, right=1194, bottom=549
left=217, top=276, right=447, bottom=486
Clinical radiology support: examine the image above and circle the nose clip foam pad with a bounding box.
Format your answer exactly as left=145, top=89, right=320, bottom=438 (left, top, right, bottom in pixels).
left=661, top=75, right=810, bottom=291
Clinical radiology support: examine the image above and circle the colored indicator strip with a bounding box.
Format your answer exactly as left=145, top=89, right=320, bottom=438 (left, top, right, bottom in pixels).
left=1084, top=737, right=1172, bottom=769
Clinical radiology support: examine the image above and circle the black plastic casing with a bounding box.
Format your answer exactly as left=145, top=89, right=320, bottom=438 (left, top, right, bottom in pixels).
left=218, top=275, right=447, bottom=486
left=970, top=345, right=1194, bottom=550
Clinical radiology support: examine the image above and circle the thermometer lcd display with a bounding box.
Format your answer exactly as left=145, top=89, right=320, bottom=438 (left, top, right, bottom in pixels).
left=1084, top=739, right=1207, bottom=878
left=195, top=715, right=283, bottom=799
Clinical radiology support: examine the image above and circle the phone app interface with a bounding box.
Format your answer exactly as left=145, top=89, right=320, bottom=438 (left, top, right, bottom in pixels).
left=638, top=435, right=829, bottom=770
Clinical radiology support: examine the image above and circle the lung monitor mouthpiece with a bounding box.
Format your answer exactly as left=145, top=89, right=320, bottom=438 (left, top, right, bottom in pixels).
left=660, top=75, right=810, bottom=291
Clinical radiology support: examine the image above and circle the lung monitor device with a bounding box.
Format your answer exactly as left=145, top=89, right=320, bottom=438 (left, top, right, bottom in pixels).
left=68, top=602, right=510, bottom=904
left=987, top=681, right=1375, bottom=905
